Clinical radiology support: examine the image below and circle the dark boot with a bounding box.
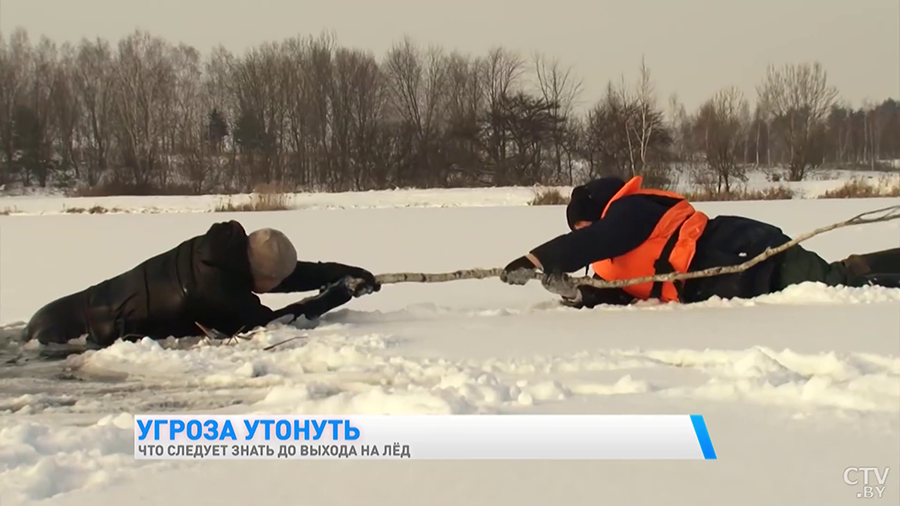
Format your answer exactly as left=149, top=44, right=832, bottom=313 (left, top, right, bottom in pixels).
left=840, top=248, right=900, bottom=280
left=861, top=273, right=900, bottom=288
left=842, top=248, right=900, bottom=288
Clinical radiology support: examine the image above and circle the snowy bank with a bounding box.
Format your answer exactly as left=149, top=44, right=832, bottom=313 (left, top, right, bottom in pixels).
left=0, top=169, right=896, bottom=216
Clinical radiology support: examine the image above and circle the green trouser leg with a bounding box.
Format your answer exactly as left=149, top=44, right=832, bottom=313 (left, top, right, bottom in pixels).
left=773, top=246, right=862, bottom=291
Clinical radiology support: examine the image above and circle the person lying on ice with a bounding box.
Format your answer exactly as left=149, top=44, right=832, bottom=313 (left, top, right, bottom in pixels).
left=500, top=175, right=900, bottom=308
left=23, top=221, right=381, bottom=349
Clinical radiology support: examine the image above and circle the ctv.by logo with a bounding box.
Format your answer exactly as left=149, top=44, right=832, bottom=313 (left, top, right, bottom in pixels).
left=844, top=467, right=890, bottom=499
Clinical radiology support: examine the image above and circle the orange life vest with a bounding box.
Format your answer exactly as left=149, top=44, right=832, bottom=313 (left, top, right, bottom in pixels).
left=589, top=176, right=708, bottom=302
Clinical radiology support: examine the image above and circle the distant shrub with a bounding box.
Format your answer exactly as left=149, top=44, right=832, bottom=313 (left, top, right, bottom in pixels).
left=215, top=191, right=293, bottom=212
left=252, top=182, right=296, bottom=194
left=64, top=205, right=122, bottom=214
left=529, top=186, right=570, bottom=206
left=640, top=167, right=677, bottom=191
left=72, top=182, right=199, bottom=197
left=819, top=176, right=900, bottom=199
left=683, top=185, right=795, bottom=202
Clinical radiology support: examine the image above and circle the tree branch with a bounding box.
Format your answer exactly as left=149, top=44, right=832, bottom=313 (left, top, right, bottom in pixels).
left=351, top=205, right=900, bottom=296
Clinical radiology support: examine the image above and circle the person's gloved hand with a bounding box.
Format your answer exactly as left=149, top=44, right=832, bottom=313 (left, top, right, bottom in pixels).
left=338, top=267, right=381, bottom=297
left=559, top=285, right=636, bottom=309
left=560, top=288, right=585, bottom=309
left=500, top=255, right=540, bottom=285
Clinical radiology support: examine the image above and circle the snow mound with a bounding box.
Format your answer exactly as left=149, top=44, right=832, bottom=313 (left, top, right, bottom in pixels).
left=0, top=414, right=162, bottom=505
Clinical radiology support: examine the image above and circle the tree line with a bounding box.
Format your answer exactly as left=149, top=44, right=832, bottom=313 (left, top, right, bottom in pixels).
left=0, top=28, right=897, bottom=195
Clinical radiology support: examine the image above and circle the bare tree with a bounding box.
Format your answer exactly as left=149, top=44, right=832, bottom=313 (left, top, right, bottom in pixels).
left=442, top=51, right=485, bottom=185
left=580, top=83, right=631, bottom=179
left=280, top=36, right=316, bottom=188
left=228, top=42, right=288, bottom=188
left=533, top=51, right=583, bottom=184
left=693, top=86, right=749, bottom=192
left=200, top=45, right=236, bottom=189
left=111, top=31, right=176, bottom=187
left=300, top=34, right=337, bottom=189
left=383, top=36, right=448, bottom=186
left=757, top=62, right=839, bottom=181
left=630, top=57, right=657, bottom=177
left=479, top=46, right=525, bottom=184
left=16, top=36, right=59, bottom=186
left=50, top=43, right=81, bottom=184
left=72, top=37, right=116, bottom=186
left=580, top=60, right=671, bottom=186
left=168, top=43, right=206, bottom=192
left=341, top=49, right=388, bottom=190
left=825, top=100, right=852, bottom=165
left=0, top=29, right=32, bottom=182
left=604, top=58, right=669, bottom=181
left=666, top=93, right=697, bottom=179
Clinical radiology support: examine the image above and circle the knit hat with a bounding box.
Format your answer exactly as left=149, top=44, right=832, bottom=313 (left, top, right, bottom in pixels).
left=566, top=176, right=626, bottom=230
left=247, top=228, right=297, bottom=284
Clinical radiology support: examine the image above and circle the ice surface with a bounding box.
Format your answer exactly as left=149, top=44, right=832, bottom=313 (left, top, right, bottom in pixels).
left=0, top=189, right=898, bottom=506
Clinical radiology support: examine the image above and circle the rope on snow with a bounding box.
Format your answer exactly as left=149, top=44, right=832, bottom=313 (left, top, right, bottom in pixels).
left=363, top=204, right=900, bottom=294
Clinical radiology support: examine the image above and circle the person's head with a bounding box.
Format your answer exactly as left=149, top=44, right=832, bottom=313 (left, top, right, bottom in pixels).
left=566, top=176, right=626, bottom=231
left=247, top=228, right=297, bottom=293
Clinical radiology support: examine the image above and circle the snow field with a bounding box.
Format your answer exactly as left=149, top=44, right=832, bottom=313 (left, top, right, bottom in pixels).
left=0, top=192, right=898, bottom=505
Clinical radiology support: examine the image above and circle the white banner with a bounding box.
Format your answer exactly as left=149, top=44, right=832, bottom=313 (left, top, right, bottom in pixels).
left=134, top=414, right=717, bottom=460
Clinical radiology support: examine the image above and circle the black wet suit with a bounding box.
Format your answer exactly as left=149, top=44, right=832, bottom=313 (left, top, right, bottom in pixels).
left=23, top=221, right=379, bottom=348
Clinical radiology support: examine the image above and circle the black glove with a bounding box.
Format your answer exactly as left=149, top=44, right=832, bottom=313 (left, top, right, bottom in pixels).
left=560, top=286, right=635, bottom=309
left=286, top=284, right=354, bottom=321
left=331, top=267, right=381, bottom=297
left=500, top=256, right=539, bottom=285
